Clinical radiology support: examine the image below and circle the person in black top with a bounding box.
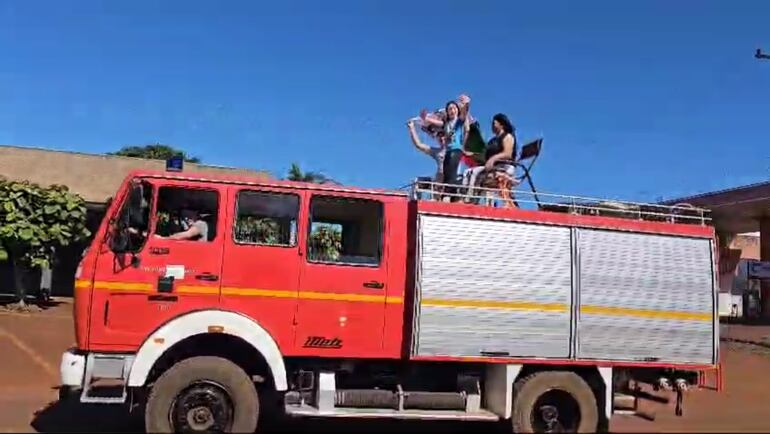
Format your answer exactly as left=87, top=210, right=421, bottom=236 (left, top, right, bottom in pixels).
left=462, top=113, right=517, bottom=200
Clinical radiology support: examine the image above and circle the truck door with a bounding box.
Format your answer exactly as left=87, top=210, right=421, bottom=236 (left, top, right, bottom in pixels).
left=294, top=194, right=390, bottom=358
left=219, top=186, right=305, bottom=351
left=89, top=179, right=227, bottom=349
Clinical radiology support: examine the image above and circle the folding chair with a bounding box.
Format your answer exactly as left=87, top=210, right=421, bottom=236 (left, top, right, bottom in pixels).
left=470, top=138, right=544, bottom=209
left=511, top=138, right=543, bottom=208
left=484, top=138, right=544, bottom=208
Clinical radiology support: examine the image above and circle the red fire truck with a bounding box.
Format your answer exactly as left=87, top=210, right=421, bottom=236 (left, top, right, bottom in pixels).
left=59, top=168, right=719, bottom=433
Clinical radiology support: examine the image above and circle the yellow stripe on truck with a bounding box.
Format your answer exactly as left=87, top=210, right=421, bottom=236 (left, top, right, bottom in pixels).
left=421, top=298, right=570, bottom=313
left=74, top=280, right=92, bottom=289
left=581, top=305, right=712, bottom=322
left=176, top=286, right=220, bottom=295
left=221, top=287, right=296, bottom=299
left=82, top=280, right=709, bottom=321
left=95, top=281, right=153, bottom=292
left=85, top=281, right=402, bottom=304
left=421, top=298, right=711, bottom=322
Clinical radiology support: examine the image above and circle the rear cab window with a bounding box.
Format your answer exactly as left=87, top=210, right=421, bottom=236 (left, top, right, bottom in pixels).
left=234, top=190, right=300, bottom=247
left=307, top=196, right=383, bottom=266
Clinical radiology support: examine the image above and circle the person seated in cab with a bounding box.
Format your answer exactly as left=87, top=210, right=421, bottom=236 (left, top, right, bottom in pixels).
left=156, top=209, right=209, bottom=242
left=462, top=113, right=517, bottom=201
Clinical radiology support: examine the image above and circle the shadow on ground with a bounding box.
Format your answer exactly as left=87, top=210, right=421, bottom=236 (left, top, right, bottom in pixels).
left=31, top=396, right=141, bottom=433
left=0, top=296, right=65, bottom=312
left=30, top=395, right=500, bottom=434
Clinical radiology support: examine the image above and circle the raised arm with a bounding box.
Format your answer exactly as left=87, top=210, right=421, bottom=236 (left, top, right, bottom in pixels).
left=461, top=107, right=473, bottom=154
left=407, top=121, right=433, bottom=155
left=420, top=111, right=444, bottom=127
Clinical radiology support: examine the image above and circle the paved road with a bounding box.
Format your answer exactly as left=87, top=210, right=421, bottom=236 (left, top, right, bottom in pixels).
left=3, top=300, right=770, bottom=433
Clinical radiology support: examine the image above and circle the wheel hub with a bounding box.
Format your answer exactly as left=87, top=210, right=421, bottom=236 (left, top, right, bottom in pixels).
left=531, top=389, right=581, bottom=433
left=540, top=404, right=560, bottom=431
left=188, top=406, right=214, bottom=430
left=171, top=381, right=234, bottom=432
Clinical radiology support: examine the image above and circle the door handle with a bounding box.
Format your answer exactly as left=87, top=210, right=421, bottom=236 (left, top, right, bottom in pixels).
left=149, top=247, right=170, bottom=255
left=148, top=294, right=178, bottom=302
left=195, top=273, right=219, bottom=282
left=363, top=281, right=384, bottom=289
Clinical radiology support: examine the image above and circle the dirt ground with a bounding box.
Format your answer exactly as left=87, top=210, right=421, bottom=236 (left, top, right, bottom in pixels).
left=2, top=299, right=770, bottom=433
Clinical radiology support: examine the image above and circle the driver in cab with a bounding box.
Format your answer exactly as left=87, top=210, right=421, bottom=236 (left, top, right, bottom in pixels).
left=156, top=209, right=209, bottom=242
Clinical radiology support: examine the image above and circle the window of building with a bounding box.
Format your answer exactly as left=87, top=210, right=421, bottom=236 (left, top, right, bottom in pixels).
left=234, top=191, right=299, bottom=247
left=308, top=196, right=382, bottom=265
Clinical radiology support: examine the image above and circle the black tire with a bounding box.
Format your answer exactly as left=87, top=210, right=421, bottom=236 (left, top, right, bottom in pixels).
left=145, top=356, right=259, bottom=433
left=512, top=371, right=599, bottom=434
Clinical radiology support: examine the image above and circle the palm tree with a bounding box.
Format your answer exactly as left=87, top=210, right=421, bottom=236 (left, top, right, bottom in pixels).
left=286, top=163, right=337, bottom=184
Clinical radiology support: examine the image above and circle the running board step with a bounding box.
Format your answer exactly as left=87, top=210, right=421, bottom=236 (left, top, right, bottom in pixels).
left=80, top=354, right=134, bottom=404
left=81, top=379, right=127, bottom=404
left=285, top=403, right=500, bottom=421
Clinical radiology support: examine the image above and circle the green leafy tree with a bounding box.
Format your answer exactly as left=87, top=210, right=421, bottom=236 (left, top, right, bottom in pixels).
left=112, top=143, right=201, bottom=163
left=284, top=164, right=343, bottom=260
left=308, top=224, right=343, bottom=262
left=0, top=178, right=91, bottom=307
left=234, top=217, right=283, bottom=245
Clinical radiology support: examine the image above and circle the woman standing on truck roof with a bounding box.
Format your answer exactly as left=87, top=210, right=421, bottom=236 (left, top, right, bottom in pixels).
left=440, top=99, right=470, bottom=200
left=408, top=94, right=473, bottom=201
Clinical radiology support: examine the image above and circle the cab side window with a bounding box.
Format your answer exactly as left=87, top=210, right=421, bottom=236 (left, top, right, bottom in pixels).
left=234, top=191, right=299, bottom=247
left=154, top=187, right=219, bottom=242
left=308, top=196, right=383, bottom=265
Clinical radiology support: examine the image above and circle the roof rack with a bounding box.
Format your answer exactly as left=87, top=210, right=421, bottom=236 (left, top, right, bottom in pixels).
left=406, top=180, right=712, bottom=226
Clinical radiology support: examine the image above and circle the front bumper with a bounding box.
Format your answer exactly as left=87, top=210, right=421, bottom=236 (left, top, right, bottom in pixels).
left=60, top=348, right=86, bottom=388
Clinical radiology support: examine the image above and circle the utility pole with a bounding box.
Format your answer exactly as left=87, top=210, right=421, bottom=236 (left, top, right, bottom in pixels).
left=756, top=48, right=770, bottom=60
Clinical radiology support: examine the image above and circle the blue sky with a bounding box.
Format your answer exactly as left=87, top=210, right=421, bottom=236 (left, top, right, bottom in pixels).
left=1, top=0, right=769, bottom=201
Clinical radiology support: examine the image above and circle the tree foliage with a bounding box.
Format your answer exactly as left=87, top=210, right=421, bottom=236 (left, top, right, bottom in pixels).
left=112, top=144, right=201, bottom=163
left=286, top=163, right=331, bottom=184
left=221, top=165, right=338, bottom=260
left=0, top=177, right=91, bottom=304
left=234, top=216, right=284, bottom=246
left=0, top=178, right=91, bottom=269
left=283, top=164, right=343, bottom=259
left=232, top=216, right=342, bottom=261
left=308, top=224, right=343, bottom=262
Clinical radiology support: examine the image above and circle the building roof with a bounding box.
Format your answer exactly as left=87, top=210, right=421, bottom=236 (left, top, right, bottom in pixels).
left=662, top=180, right=770, bottom=233
left=0, top=145, right=271, bottom=204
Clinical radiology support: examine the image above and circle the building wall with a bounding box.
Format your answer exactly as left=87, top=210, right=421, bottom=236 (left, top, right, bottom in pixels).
left=1, top=145, right=271, bottom=298
left=719, top=234, right=761, bottom=295
left=0, top=145, right=270, bottom=203
left=732, top=234, right=760, bottom=260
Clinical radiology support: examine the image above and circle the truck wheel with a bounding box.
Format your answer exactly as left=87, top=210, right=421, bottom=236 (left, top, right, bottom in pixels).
left=145, top=356, right=259, bottom=433
left=512, top=371, right=598, bottom=433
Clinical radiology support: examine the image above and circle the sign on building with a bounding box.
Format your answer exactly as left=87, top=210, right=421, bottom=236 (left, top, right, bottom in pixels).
left=747, top=260, right=770, bottom=280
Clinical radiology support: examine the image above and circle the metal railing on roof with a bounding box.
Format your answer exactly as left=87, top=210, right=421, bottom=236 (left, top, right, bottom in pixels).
left=405, top=180, right=712, bottom=226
